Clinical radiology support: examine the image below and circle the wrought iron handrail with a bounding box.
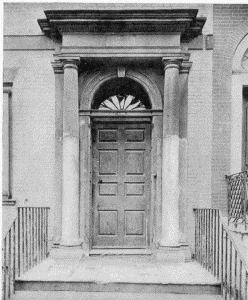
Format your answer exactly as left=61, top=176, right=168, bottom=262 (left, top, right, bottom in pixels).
left=2, top=207, right=49, bottom=300
left=194, top=208, right=248, bottom=300
left=226, top=170, right=248, bottom=227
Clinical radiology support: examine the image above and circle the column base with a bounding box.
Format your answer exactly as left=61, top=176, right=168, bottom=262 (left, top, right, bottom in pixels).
left=60, top=238, right=82, bottom=247
left=155, top=246, right=185, bottom=263
left=154, top=243, right=192, bottom=263
left=49, top=247, right=84, bottom=261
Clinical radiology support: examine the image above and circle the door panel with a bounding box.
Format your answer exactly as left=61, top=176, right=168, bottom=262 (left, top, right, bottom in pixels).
left=92, top=122, right=151, bottom=249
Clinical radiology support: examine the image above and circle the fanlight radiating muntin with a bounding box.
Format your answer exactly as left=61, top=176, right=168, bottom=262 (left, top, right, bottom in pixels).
left=98, top=95, right=146, bottom=111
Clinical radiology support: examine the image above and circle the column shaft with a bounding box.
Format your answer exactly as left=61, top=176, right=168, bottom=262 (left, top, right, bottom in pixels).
left=179, top=67, right=190, bottom=244
left=51, top=61, right=64, bottom=245
left=2, top=90, right=10, bottom=198
left=61, top=60, right=81, bottom=246
left=160, top=60, right=180, bottom=247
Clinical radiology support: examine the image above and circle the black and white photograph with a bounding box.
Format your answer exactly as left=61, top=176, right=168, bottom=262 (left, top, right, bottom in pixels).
left=2, top=2, right=248, bottom=299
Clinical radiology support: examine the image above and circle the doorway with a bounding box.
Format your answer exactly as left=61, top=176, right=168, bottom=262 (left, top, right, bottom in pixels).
left=91, top=121, right=151, bottom=249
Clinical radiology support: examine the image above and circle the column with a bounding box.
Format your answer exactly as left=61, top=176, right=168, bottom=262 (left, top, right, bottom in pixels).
left=51, top=60, right=64, bottom=245
left=179, top=62, right=192, bottom=244
left=160, top=58, right=181, bottom=247
left=60, top=59, right=81, bottom=246
left=2, top=85, right=12, bottom=200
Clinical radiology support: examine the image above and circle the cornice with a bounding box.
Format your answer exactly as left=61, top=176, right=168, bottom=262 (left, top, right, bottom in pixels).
left=38, top=9, right=206, bottom=43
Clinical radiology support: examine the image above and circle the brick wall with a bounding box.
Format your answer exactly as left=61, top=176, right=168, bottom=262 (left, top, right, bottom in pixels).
left=212, top=4, right=248, bottom=210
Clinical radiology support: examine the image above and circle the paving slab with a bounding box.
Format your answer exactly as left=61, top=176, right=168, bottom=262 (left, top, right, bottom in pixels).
left=17, top=256, right=220, bottom=285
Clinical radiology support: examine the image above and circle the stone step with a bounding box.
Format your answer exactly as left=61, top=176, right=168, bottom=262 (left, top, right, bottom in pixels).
left=15, top=256, right=221, bottom=295
left=13, top=291, right=223, bottom=300
left=15, top=280, right=221, bottom=295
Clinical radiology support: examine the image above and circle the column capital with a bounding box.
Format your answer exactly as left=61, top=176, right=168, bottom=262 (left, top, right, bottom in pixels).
left=162, top=53, right=190, bottom=71
left=3, top=83, right=13, bottom=94
left=180, top=61, right=193, bottom=74
left=163, top=59, right=181, bottom=71
left=51, top=61, right=64, bottom=74
left=61, top=58, right=80, bottom=71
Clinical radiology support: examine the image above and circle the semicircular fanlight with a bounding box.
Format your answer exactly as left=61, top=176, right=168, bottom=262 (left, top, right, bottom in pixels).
left=98, top=95, right=146, bottom=111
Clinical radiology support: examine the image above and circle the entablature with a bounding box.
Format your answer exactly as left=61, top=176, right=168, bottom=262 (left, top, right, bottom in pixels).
left=38, top=9, right=206, bottom=43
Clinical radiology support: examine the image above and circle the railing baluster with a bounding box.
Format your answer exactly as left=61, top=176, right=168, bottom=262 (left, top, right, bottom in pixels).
left=18, top=209, right=20, bottom=277
left=30, top=208, right=32, bottom=269
left=8, top=228, right=11, bottom=298
left=229, top=240, right=232, bottom=300
left=22, top=208, right=25, bottom=274
left=217, top=210, right=220, bottom=280
left=6, top=234, right=9, bottom=300
left=207, top=209, right=209, bottom=271
left=39, top=208, right=41, bottom=263
left=36, top=208, right=38, bottom=265
left=3, top=236, right=7, bottom=300
left=27, top=207, right=31, bottom=270
left=234, top=250, right=237, bottom=300
left=46, top=208, right=48, bottom=257
left=200, top=210, right=202, bottom=263
left=25, top=208, right=28, bottom=272
left=225, top=230, right=228, bottom=300
left=40, top=208, right=42, bottom=261
left=211, top=210, right=214, bottom=275
left=32, top=208, right=34, bottom=268
left=195, top=210, right=199, bottom=259
left=42, top=208, right=45, bottom=260
left=245, top=271, right=248, bottom=300
left=43, top=208, right=46, bottom=258
left=221, top=224, right=224, bottom=296
left=13, top=221, right=16, bottom=296
left=239, top=260, right=242, bottom=300
left=204, top=209, right=207, bottom=268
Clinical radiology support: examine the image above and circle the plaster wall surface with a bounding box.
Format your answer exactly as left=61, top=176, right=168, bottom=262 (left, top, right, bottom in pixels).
left=184, top=50, right=213, bottom=250
left=3, top=50, right=56, bottom=240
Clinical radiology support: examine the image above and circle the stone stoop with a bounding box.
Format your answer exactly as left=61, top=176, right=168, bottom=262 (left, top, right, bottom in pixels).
left=14, top=253, right=221, bottom=297
left=13, top=291, right=223, bottom=300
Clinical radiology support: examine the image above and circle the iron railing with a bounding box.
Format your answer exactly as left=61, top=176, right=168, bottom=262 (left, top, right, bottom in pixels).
left=2, top=207, right=49, bottom=300
left=194, top=208, right=248, bottom=300
left=226, top=171, right=248, bottom=228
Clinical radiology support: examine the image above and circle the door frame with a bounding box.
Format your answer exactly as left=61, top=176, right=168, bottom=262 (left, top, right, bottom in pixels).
left=79, top=111, right=163, bottom=255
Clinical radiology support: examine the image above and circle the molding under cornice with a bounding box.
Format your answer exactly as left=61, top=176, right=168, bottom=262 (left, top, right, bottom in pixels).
left=38, top=9, right=206, bottom=43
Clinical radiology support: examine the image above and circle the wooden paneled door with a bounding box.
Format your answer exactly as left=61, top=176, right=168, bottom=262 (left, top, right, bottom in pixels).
left=92, top=122, right=151, bottom=248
